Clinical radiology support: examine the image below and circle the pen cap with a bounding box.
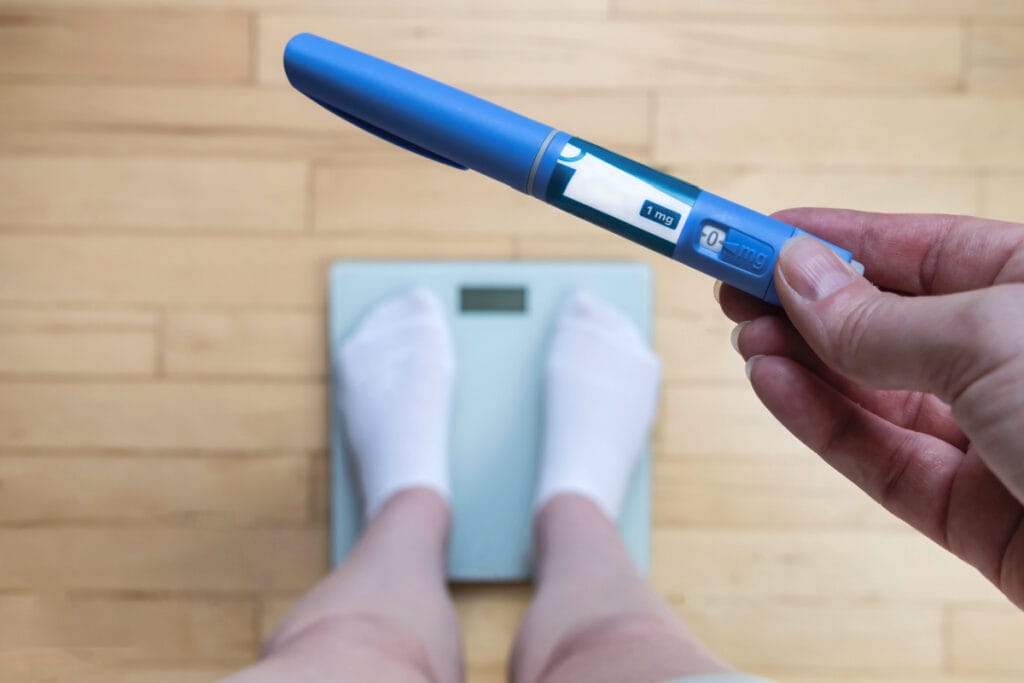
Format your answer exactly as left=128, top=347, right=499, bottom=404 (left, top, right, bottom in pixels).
left=284, top=33, right=558, bottom=192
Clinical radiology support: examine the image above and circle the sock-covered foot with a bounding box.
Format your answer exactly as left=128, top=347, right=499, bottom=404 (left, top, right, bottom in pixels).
left=338, top=287, right=455, bottom=519
left=534, top=290, right=661, bottom=520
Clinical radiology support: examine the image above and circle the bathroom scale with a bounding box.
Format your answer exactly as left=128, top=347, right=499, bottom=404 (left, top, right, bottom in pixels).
left=329, top=261, right=653, bottom=581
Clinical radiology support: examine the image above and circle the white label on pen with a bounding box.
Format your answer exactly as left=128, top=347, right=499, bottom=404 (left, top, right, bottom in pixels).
left=557, top=145, right=690, bottom=246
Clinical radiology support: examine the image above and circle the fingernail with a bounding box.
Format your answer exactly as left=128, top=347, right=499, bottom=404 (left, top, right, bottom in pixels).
left=778, top=236, right=858, bottom=302
left=730, top=321, right=748, bottom=354
left=745, top=354, right=764, bottom=381
left=713, top=280, right=723, bottom=303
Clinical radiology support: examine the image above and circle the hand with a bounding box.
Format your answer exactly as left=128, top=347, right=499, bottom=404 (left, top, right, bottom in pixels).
left=718, top=208, right=1024, bottom=607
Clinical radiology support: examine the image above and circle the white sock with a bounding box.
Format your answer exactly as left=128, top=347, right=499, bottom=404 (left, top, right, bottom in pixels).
left=534, top=290, right=661, bottom=520
left=338, top=287, right=454, bottom=519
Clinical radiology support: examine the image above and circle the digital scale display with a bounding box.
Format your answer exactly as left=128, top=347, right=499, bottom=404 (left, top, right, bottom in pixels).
left=460, top=286, right=527, bottom=313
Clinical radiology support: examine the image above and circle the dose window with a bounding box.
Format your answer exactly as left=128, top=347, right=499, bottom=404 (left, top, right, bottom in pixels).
left=699, top=224, right=727, bottom=254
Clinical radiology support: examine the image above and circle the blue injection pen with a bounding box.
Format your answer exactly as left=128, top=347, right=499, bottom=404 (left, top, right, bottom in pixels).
left=283, top=33, right=862, bottom=305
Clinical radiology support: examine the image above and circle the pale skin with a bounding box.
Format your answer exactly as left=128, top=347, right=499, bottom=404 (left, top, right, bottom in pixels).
left=722, top=208, right=1024, bottom=608
left=220, top=489, right=730, bottom=683
left=222, top=208, right=1023, bottom=683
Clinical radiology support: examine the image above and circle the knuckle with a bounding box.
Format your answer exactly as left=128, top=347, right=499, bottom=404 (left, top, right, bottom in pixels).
left=957, top=295, right=1003, bottom=354
left=827, top=291, right=884, bottom=377
left=876, top=432, right=918, bottom=509
left=941, top=289, right=1020, bottom=401
left=951, top=354, right=1024, bottom=483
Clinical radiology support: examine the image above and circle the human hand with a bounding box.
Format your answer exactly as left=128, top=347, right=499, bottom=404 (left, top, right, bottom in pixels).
left=718, top=208, right=1024, bottom=607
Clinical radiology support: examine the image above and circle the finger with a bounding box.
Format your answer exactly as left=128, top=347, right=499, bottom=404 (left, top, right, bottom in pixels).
left=774, top=235, right=1019, bottom=404
left=735, top=315, right=822, bottom=369
left=716, top=281, right=777, bottom=323
left=771, top=208, right=1024, bottom=295
left=746, top=354, right=964, bottom=545
left=944, top=445, right=1024, bottom=596
left=736, top=315, right=967, bottom=448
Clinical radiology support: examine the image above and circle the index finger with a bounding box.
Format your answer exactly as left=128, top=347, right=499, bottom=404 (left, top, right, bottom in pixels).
left=772, top=208, right=1024, bottom=295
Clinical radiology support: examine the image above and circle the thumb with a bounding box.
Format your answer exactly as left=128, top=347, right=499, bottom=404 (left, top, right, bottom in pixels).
left=774, top=236, right=1006, bottom=404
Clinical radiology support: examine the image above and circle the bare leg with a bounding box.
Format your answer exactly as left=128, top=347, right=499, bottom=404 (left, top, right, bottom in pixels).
left=220, top=488, right=461, bottom=683
left=511, top=494, right=732, bottom=683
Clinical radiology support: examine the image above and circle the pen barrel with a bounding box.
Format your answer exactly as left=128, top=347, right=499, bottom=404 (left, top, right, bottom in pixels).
left=284, top=33, right=560, bottom=192
left=536, top=136, right=855, bottom=305
left=282, top=34, right=858, bottom=305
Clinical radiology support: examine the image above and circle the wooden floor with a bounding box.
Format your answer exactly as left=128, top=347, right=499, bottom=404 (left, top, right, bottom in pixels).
left=1, top=1, right=1023, bottom=681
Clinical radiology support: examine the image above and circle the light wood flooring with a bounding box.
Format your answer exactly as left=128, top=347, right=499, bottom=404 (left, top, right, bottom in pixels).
left=1, top=1, right=1023, bottom=681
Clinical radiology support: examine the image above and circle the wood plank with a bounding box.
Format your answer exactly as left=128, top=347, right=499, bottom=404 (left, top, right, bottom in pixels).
left=0, top=234, right=515, bottom=308
left=0, top=649, right=105, bottom=683
left=313, top=157, right=563, bottom=236
left=0, top=9, right=249, bottom=83
left=0, top=128, right=374, bottom=161
left=0, top=87, right=607, bottom=165
left=0, top=527, right=325, bottom=591
left=465, top=667, right=506, bottom=683
left=0, top=593, right=256, bottom=660
left=7, top=659, right=242, bottom=683
left=674, top=598, right=944, bottom=671
left=0, top=0, right=609, bottom=15
left=656, top=95, right=1024, bottom=169
left=657, top=308, right=739, bottom=384
left=983, top=173, right=1024, bottom=222
left=0, top=381, right=325, bottom=450
left=968, top=24, right=1024, bottom=92
left=258, top=16, right=961, bottom=91
left=659, top=382, right=808, bottom=458
left=614, top=0, right=1024, bottom=19
left=0, top=85, right=648, bottom=159
left=949, top=605, right=1024, bottom=672
left=0, top=307, right=156, bottom=376
left=650, top=528, right=1007, bottom=602
left=653, top=456, right=904, bottom=529
left=454, top=585, right=530, bottom=671
left=0, top=652, right=242, bottom=683
left=0, top=307, right=156, bottom=330
left=0, top=156, right=307, bottom=233
left=0, top=84, right=342, bottom=131
left=0, top=84, right=648, bottom=141
left=0, top=82, right=372, bottom=159
left=681, top=167, right=981, bottom=217
left=309, top=452, right=329, bottom=527
left=114, top=666, right=242, bottom=683
left=164, top=310, right=324, bottom=378
left=0, top=234, right=515, bottom=307
left=658, top=262, right=724, bottom=317
left=0, top=455, right=309, bottom=525
left=5, top=6, right=1022, bottom=679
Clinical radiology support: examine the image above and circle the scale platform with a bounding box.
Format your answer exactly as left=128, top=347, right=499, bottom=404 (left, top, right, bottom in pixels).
left=329, top=261, right=653, bottom=581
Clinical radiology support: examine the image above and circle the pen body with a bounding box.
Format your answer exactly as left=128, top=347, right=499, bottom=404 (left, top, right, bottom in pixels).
left=282, top=34, right=858, bottom=306
left=535, top=137, right=855, bottom=305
